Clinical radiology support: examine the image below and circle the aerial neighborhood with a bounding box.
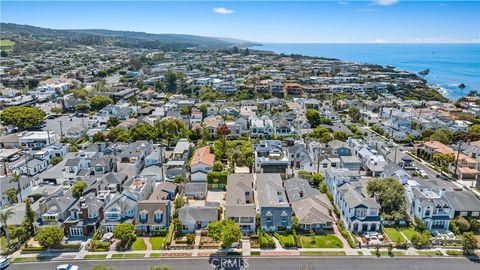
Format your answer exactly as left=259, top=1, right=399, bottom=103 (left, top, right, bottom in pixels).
left=0, top=24, right=479, bottom=264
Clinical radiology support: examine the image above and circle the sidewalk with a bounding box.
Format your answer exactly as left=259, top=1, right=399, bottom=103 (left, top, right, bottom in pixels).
left=9, top=245, right=474, bottom=261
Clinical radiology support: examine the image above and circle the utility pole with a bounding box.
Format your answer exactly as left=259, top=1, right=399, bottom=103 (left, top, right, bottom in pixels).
left=454, top=140, right=462, bottom=179
left=2, top=159, right=8, bottom=176
left=59, top=121, right=64, bottom=137
left=394, top=144, right=398, bottom=165
left=159, top=145, right=164, bottom=182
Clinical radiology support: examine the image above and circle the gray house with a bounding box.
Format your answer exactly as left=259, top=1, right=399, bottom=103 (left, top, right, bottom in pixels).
left=178, top=204, right=219, bottom=233
left=285, top=178, right=334, bottom=231
left=340, top=156, right=361, bottom=171
left=225, top=174, right=256, bottom=234
left=257, top=173, right=292, bottom=232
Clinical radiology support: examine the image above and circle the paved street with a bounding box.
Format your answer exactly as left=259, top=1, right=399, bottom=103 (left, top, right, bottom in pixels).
left=8, top=256, right=480, bottom=270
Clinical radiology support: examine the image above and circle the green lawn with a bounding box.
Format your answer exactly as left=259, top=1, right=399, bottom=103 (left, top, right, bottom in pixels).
left=274, top=233, right=296, bottom=248
left=399, top=227, right=416, bottom=241
left=13, top=256, right=47, bottom=263
left=131, top=239, right=147, bottom=251
left=83, top=254, right=107, bottom=260
left=0, top=40, right=15, bottom=47
left=111, top=253, right=145, bottom=259
left=417, top=251, right=443, bottom=257
left=149, top=237, right=165, bottom=250
left=357, top=251, right=364, bottom=256
left=300, top=235, right=343, bottom=248
left=0, top=237, right=6, bottom=253
left=376, top=251, right=405, bottom=257
left=384, top=228, right=406, bottom=243
left=300, top=251, right=346, bottom=256
left=150, top=253, right=162, bottom=257
left=250, top=251, right=260, bottom=256
left=124, top=253, right=145, bottom=258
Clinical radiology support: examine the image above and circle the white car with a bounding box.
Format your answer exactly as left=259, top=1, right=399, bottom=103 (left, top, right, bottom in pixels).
left=56, top=264, right=79, bottom=270
left=0, top=258, right=9, bottom=269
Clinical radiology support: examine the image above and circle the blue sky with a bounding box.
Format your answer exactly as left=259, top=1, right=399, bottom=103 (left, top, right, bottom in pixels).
left=1, top=1, right=479, bottom=43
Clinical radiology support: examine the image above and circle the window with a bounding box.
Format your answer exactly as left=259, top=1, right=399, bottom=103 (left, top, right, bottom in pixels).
left=140, top=212, right=148, bottom=223
left=154, top=211, right=163, bottom=223
left=266, top=216, right=272, bottom=225
left=356, top=208, right=366, bottom=219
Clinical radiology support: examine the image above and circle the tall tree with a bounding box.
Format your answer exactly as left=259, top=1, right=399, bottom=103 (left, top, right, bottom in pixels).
left=0, top=208, right=15, bottom=248
left=367, top=178, right=406, bottom=221
left=306, top=109, right=321, bottom=128
left=23, top=198, right=35, bottom=234
left=0, top=106, right=46, bottom=130
left=462, top=232, right=478, bottom=256
left=71, top=180, right=87, bottom=198
left=36, top=226, right=64, bottom=249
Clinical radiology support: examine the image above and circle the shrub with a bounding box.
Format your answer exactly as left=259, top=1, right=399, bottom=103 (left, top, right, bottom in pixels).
left=411, top=231, right=431, bottom=249
left=336, top=222, right=357, bottom=248
left=186, top=234, right=195, bottom=245
left=164, top=225, right=175, bottom=249
left=152, top=229, right=168, bottom=237
left=446, top=250, right=463, bottom=256
left=273, top=232, right=296, bottom=248
left=259, top=231, right=275, bottom=248
left=207, top=171, right=228, bottom=185
left=93, top=241, right=110, bottom=251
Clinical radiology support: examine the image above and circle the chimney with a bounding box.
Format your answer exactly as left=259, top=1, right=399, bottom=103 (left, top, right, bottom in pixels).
left=80, top=197, right=88, bottom=219
left=38, top=197, right=46, bottom=214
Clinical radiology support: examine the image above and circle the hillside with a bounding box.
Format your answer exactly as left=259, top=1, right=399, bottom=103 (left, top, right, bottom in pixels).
left=0, top=23, right=260, bottom=52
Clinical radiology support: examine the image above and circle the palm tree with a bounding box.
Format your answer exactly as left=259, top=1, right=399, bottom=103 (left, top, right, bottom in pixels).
left=0, top=208, right=15, bottom=248
left=9, top=173, right=22, bottom=203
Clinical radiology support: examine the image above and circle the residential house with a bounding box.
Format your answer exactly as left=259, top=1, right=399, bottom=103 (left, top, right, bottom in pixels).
left=190, top=146, right=215, bottom=182
left=185, top=182, right=208, bottom=200
left=178, top=204, right=219, bottom=233
left=257, top=173, right=292, bottom=232
left=225, top=174, right=256, bottom=234
left=285, top=178, right=334, bottom=231
left=63, top=193, right=105, bottom=238
left=135, top=184, right=173, bottom=235
left=254, top=140, right=289, bottom=174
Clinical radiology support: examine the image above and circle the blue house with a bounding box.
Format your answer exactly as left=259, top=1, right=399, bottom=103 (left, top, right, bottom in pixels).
left=257, top=173, right=292, bottom=232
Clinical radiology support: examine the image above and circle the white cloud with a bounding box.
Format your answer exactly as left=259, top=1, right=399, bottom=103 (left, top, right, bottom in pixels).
left=373, top=0, right=399, bottom=6
left=374, top=39, right=387, bottom=43
left=213, top=7, right=235, bottom=14
left=337, top=1, right=348, bottom=5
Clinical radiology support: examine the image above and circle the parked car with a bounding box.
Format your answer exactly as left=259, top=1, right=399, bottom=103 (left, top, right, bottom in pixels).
left=56, top=264, right=79, bottom=270
left=0, top=258, right=9, bottom=269
left=8, top=154, right=20, bottom=162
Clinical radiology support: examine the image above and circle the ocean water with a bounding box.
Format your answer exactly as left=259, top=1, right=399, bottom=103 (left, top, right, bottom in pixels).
left=252, top=43, right=480, bottom=100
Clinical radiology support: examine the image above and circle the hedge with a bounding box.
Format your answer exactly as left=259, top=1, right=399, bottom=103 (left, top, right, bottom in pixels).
left=337, top=222, right=357, bottom=248
left=207, top=171, right=228, bottom=185
left=164, top=224, right=175, bottom=249
left=446, top=250, right=463, bottom=256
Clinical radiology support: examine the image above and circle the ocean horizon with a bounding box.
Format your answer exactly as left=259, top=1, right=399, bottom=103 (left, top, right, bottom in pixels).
left=252, top=43, right=480, bottom=100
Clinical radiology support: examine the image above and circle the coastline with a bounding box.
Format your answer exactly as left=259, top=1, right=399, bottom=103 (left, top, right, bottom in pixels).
left=250, top=43, right=480, bottom=101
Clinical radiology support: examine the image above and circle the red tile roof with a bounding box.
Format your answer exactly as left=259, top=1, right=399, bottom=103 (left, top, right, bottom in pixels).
left=190, top=146, right=215, bottom=167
